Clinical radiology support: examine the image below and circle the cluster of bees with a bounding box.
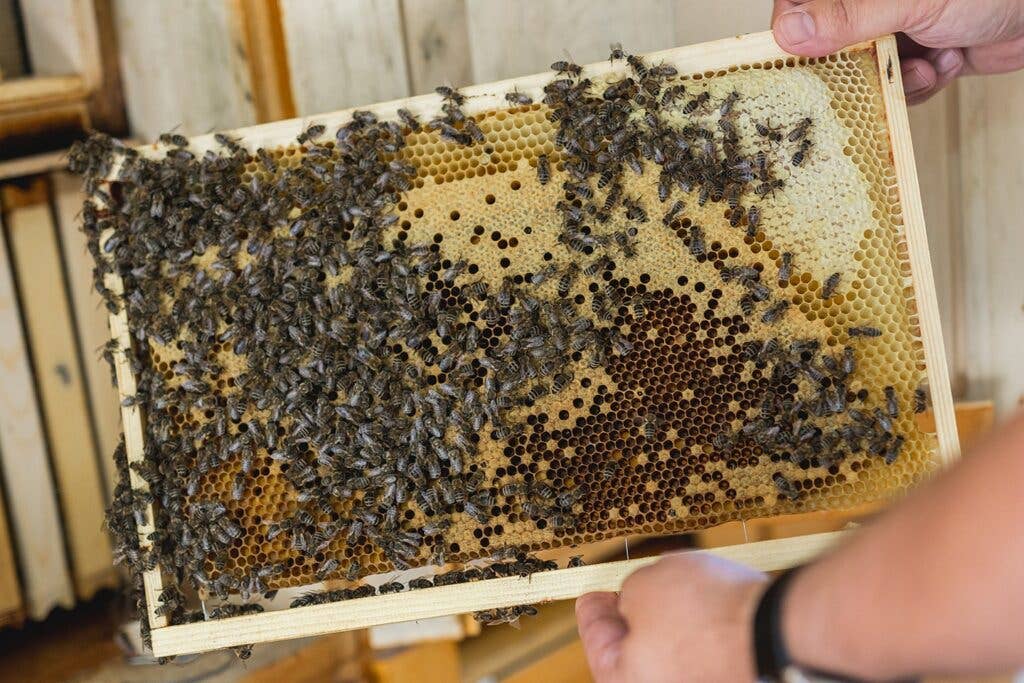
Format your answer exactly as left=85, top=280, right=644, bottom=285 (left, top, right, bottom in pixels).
left=528, top=45, right=926, bottom=503
left=68, top=42, right=923, bottom=651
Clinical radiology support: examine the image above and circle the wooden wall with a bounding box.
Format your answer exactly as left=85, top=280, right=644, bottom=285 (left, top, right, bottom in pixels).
left=958, top=72, right=1024, bottom=414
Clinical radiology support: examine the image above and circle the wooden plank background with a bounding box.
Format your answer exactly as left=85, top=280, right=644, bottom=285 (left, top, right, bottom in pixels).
left=111, top=0, right=257, bottom=140
left=957, top=71, right=1024, bottom=414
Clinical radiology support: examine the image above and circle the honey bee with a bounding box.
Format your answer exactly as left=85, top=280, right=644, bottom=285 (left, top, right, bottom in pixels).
left=626, top=54, right=648, bottom=79
left=791, top=138, right=813, bottom=167
left=756, top=120, right=783, bottom=143
left=643, top=414, right=661, bottom=441
left=551, top=59, right=583, bottom=78
left=537, top=154, right=551, bottom=185
left=435, top=85, right=465, bottom=104
left=463, top=118, right=485, bottom=143
left=567, top=555, right=585, bottom=568
left=504, top=87, right=534, bottom=106
left=562, top=180, right=593, bottom=200
left=257, top=147, right=277, bottom=173
left=762, top=300, right=791, bottom=324
left=213, top=132, right=244, bottom=154
left=772, top=472, right=801, bottom=501
left=729, top=206, right=743, bottom=227
left=557, top=263, right=579, bottom=297
left=602, top=460, right=621, bottom=481
left=159, top=131, right=188, bottom=147
left=719, top=90, right=741, bottom=116
left=661, top=84, right=687, bottom=106
left=609, top=42, right=626, bottom=63
left=296, top=123, right=326, bottom=144
left=754, top=179, right=785, bottom=198
left=623, top=196, right=647, bottom=222
left=397, top=108, right=421, bottom=131
left=821, top=272, right=841, bottom=299
left=408, top=577, right=433, bottom=590
left=745, top=205, right=761, bottom=238
left=530, top=264, right=557, bottom=286
left=914, top=386, right=928, bottom=414
left=583, top=255, right=611, bottom=277
left=663, top=199, right=684, bottom=225
left=778, top=252, right=793, bottom=286
left=884, top=435, right=905, bottom=465
left=848, top=326, right=882, bottom=338
left=842, top=346, right=856, bottom=376
left=316, top=558, right=339, bottom=581
left=884, top=386, right=899, bottom=418
left=789, top=116, right=813, bottom=142
left=688, top=225, right=706, bottom=258
left=682, top=91, right=710, bottom=115
left=231, top=472, right=246, bottom=501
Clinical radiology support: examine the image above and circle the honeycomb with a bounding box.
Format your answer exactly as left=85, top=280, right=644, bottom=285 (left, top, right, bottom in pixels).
left=124, top=44, right=936, bottom=593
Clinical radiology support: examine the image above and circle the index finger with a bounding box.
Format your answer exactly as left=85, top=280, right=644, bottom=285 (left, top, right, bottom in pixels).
left=576, top=592, right=627, bottom=682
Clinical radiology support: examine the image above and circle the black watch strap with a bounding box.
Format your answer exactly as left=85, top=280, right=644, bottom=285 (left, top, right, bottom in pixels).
left=753, top=567, right=800, bottom=681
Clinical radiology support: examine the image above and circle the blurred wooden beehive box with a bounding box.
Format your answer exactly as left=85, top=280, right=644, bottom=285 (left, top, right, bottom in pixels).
left=96, top=31, right=956, bottom=657
left=0, top=171, right=123, bottom=626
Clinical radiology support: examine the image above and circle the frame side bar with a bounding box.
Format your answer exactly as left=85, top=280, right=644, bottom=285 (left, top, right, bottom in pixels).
left=105, top=267, right=167, bottom=629
left=874, top=36, right=960, bottom=465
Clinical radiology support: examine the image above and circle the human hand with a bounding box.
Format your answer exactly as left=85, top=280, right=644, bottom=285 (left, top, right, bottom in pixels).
left=576, top=553, right=768, bottom=682
left=772, top=0, right=1024, bottom=103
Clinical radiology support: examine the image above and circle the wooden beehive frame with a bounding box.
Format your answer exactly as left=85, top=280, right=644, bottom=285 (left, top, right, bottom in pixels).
left=106, top=31, right=958, bottom=657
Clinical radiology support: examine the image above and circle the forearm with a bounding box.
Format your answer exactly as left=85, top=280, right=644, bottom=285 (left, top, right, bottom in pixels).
left=784, top=412, right=1024, bottom=680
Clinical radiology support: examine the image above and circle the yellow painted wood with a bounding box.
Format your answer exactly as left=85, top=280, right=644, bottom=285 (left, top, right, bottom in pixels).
left=4, top=179, right=114, bottom=599
left=0, top=462, right=23, bottom=626
left=0, top=74, right=88, bottom=114
left=52, top=171, right=120, bottom=499
left=224, top=0, right=296, bottom=123
left=0, top=200, right=73, bottom=618
left=372, top=641, right=460, bottom=683
left=504, top=638, right=592, bottom=683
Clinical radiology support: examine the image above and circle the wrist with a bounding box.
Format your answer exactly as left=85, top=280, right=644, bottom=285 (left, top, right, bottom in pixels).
left=780, top=561, right=896, bottom=681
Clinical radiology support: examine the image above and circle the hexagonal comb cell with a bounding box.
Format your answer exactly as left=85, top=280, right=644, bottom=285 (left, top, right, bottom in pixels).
left=93, top=44, right=936, bottom=600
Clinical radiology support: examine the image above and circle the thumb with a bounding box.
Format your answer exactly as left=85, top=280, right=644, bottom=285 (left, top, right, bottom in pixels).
left=773, top=0, right=914, bottom=57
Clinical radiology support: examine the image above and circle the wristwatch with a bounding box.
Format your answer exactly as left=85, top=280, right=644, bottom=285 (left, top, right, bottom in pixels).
left=752, top=568, right=864, bottom=683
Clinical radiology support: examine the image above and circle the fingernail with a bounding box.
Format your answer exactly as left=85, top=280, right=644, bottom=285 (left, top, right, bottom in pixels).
left=934, top=49, right=962, bottom=74
left=777, top=11, right=816, bottom=45
left=902, top=66, right=931, bottom=95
